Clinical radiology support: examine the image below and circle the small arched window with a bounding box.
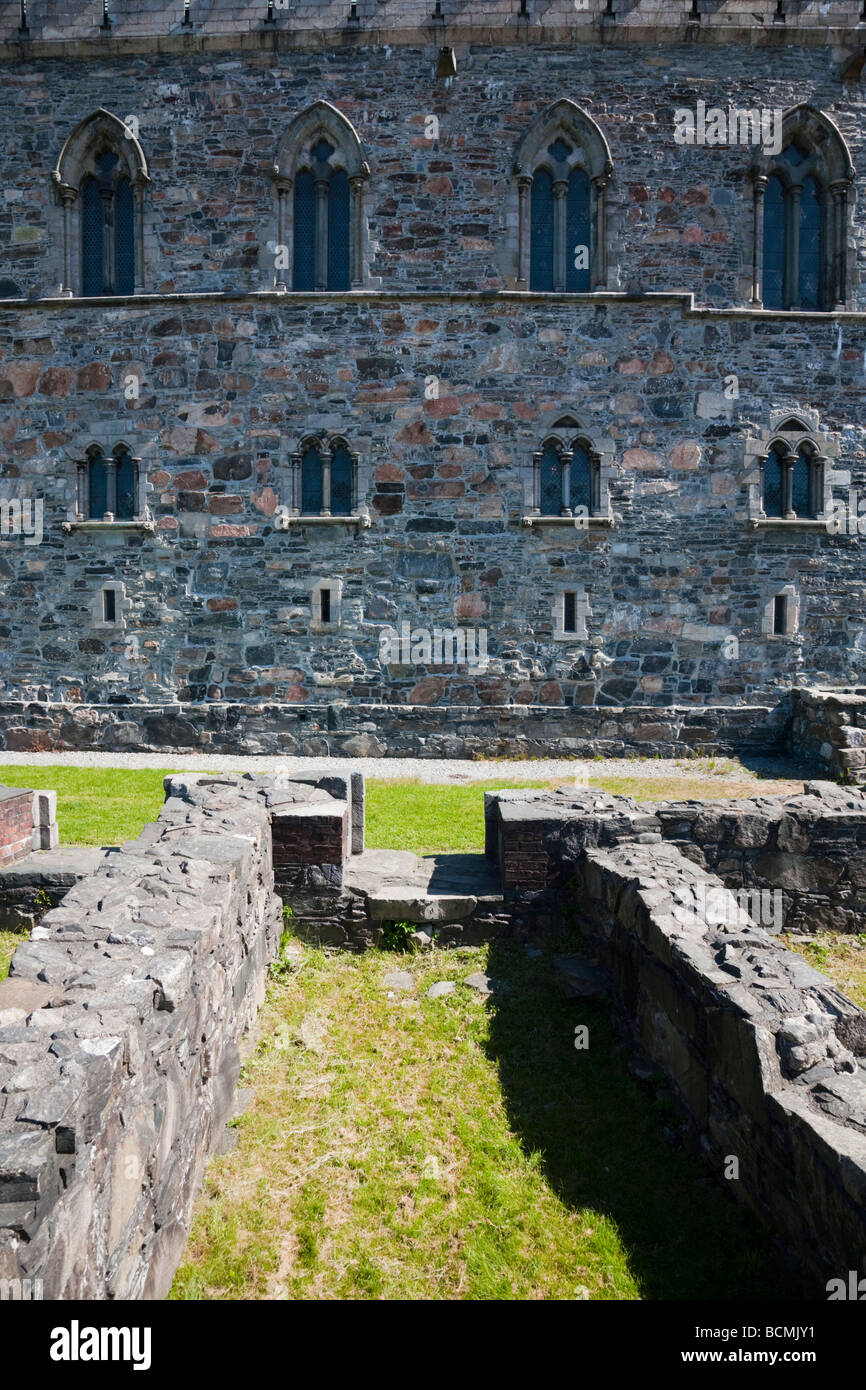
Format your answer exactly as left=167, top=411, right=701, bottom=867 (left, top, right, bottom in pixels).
left=84, top=444, right=138, bottom=521
left=752, top=107, right=854, bottom=311
left=534, top=427, right=601, bottom=517
left=299, top=437, right=357, bottom=517
left=761, top=437, right=822, bottom=520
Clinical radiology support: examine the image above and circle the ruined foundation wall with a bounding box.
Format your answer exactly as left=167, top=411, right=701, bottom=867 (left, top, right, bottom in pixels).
left=0, top=774, right=284, bottom=1300
left=573, top=838, right=866, bottom=1287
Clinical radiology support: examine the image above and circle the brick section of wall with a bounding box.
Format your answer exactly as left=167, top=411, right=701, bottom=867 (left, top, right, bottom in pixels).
left=0, top=789, right=35, bottom=867
left=271, top=803, right=348, bottom=878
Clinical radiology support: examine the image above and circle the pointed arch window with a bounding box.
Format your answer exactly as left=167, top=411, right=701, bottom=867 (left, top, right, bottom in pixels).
left=533, top=427, right=602, bottom=518
left=78, top=444, right=140, bottom=522
left=52, top=110, right=149, bottom=298
left=761, top=434, right=824, bottom=521
left=273, top=102, right=370, bottom=292
left=751, top=108, right=854, bottom=310
left=297, top=437, right=357, bottom=517
left=514, top=100, right=612, bottom=293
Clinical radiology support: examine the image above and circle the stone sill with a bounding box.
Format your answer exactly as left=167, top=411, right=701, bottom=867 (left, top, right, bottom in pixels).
left=748, top=518, right=828, bottom=531
left=62, top=519, right=155, bottom=534
left=521, top=514, right=614, bottom=529
left=277, top=514, right=370, bottom=529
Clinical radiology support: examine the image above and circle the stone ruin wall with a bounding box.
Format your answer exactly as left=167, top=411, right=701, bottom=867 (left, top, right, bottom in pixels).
left=487, top=782, right=866, bottom=1287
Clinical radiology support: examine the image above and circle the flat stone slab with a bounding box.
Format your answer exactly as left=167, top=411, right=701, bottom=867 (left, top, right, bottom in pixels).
left=382, top=970, right=414, bottom=992
left=464, top=971, right=510, bottom=996
left=426, top=981, right=456, bottom=999
left=345, top=850, right=502, bottom=923
left=0, top=847, right=107, bottom=886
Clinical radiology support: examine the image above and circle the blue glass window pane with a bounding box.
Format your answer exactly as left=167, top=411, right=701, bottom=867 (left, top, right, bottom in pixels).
left=330, top=443, right=353, bottom=515
left=792, top=448, right=812, bottom=516
left=540, top=442, right=562, bottom=515
left=530, top=169, right=554, bottom=292
left=799, top=176, right=823, bottom=310
left=115, top=178, right=135, bottom=295
left=301, top=447, right=323, bottom=514
left=763, top=174, right=785, bottom=310
left=566, top=168, right=591, bottom=292
left=88, top=454, right=108, bottom=519
left=115, top=451, right=136, bottom=519
left=328, top=169, right=351, bottom=292
left=82, top=178, right=103, bottom=296
left=763, top=447, right=783, bottom=518
left=570, top=442, right=592, bottom=512
left=293, top=170, right=316, bottom=291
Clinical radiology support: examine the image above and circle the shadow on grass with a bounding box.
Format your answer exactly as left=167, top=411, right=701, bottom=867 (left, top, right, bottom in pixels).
left=483, top=936, right=802, bottom=1302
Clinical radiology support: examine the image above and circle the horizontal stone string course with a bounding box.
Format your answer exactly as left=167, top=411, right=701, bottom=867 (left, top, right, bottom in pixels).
left=0, top=773, right=290, bottom=1300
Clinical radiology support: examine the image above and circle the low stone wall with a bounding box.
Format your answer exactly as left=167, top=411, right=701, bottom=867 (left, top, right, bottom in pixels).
left=0, top=774, right=285, bottom=1300
left=790, top=687, right=866, bottom=785
left=0, top=698, right=787, bottom=761
left=487, top=784, right=866, bottom=1288
left=655, top=782, right=866, bottom=934
left=572, top=839, right=866, bottom=1288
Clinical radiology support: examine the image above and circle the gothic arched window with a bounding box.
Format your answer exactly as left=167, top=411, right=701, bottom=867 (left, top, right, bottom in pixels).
left=273, top=102, right=370, bottom=292
left=298, top=437, right=357, bottom=517
left=83, top=444, right=138, bottom=521
left=534, top=425, right=601, bottom=517
left=513, top=100, right=612, bottom=293
left=761, top=433, right=823, bottom=520
left=751, top=107, right=854, bottom=311
left=53, top=110, right=149, bottom=298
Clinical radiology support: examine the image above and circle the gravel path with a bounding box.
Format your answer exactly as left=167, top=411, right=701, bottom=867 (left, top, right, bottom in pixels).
left=0, top=749, right=805, bottom=786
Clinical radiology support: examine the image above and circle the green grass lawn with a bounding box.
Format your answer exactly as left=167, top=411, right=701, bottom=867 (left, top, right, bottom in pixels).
left=0, top=767, right=168, bottom=846
left=171, top=933, right=791, bottom=1302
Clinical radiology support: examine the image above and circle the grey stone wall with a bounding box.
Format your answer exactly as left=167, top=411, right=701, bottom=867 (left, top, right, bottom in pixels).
left=0, top=30, right=865, bottom=740
left=0, top=773, right=284, bottom=1299
left=489, top=783, right=866, bottom=1288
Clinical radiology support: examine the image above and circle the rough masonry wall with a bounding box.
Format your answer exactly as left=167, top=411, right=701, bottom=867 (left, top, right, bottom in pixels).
left=0, top=773, right=283, bottom=1300
left=573, top=837, right=866, bottom=1288
left=0, top=35, right=865, bottom=741
left=488, top=783, right=866, bottom=1286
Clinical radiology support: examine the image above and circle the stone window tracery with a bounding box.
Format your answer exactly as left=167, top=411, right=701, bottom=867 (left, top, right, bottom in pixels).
left=512, top=100, right=612, bottom=293
left=272, top=102, right=369, bottom=291
left=52, top=110, right=149, bottom=298
left=749, top=106, right=854, bottom=310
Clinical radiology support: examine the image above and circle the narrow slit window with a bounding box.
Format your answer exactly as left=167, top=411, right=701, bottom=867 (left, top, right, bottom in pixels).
left=103, top=589, right=116, bottom=623
left=320, top=588, right=331, bottom=624
left=563, top=591, right=577, bottom=634
left=773, top=595, right=786, bottom=636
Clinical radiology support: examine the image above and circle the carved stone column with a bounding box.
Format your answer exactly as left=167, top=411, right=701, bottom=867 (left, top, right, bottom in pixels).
left=552, top=179, right=568, bottom=292
left=132, top=179, right=146, bottom=292
left=274, top=176, right=291, bottom=289
left=560, top=449, right=573, bottom=517
left=104, top=455, right=117, bottom=521
left=349, top=175, right=365, bottom=288
left=321, top=448, right=332, bottom=516
left=516, top=174, right=531, bottom=289
left=592, top=173, right=609, bottom=290
left=783, top=451, right=797, bottom=519
left=750, top=173, right=767, bottom=306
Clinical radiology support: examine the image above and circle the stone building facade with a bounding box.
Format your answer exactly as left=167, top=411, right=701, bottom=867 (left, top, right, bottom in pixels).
left=1, top=1, right=866, bottom=753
